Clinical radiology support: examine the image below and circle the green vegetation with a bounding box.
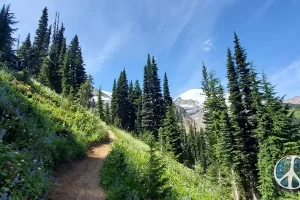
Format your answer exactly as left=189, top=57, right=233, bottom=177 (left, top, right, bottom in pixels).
left=100, top=128, right=229, bottom=200
left=0, top=68, right=108, bottom=199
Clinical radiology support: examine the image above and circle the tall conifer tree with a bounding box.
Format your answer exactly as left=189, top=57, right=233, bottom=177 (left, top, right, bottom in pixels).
left=0, top=4, right=17, bottom=59
left=32, top=7, right=50, bottom=75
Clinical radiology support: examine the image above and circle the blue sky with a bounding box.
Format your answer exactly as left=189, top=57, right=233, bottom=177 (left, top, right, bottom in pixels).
left=4, top=0, right=300, bottom=98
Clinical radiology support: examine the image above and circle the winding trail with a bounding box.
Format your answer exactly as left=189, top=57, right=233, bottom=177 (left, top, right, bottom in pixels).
left=48, top=131, right=115, bottom=200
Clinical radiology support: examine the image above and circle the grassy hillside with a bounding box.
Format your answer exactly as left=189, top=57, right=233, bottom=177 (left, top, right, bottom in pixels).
left=100, top=128, right=230, bottom=200
left=0, top=68, right=108, bottom=199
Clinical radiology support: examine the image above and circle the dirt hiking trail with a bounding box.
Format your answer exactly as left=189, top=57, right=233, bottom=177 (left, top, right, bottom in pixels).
left=48, top=130, right=115, bottom=200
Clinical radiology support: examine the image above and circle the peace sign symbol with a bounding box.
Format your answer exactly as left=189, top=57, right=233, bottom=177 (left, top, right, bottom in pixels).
left=274, top=155, right=300, bottom=189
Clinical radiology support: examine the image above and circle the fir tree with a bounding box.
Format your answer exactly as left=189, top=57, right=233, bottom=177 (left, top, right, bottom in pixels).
left=66, top=35, right=86, bottom=95
left=111, top=79, right=117, bottom=123
left=142, top=57, right=154, bottom=133
left=233, top=33, right=259, bottom=199
left=77, top=75, right=94, bottom=108
left=32, top=7, right=50, bottom=75
left=128, top=80, right=136, bottom=131
left=144, top=140, right=171, bottom=200
left=162, top=105, right=184, bottom=161
left=104, top=103, right=111, bottom=124
left=163, top=72, right=173, bottom=113
left=116, top=69, right=130, bottom=129
left=61, top=49, right=71, bottom=96
left=226, top=47, right=246, bottom=199
left=0, top=4, right=18, bottom=62
left=150, top=56, right=164, bottom=135
left=97, top=86, right=104, bottom=119
left=133, top=80, right=143, bottom=133
left=48, top=14, right=65, bottom=93
left=142, top=54, right=164, bottom=138
left=17, top=33, right=32, bottom=70
left=38, top=57, right=50, bottom=86
left=198, top=127, right=207, bottom=173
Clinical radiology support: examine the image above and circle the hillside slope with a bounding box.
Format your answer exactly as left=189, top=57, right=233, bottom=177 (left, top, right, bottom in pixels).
left=0, top=69, right=108, bottom=199
left=100, top=128, right=230, bottom=200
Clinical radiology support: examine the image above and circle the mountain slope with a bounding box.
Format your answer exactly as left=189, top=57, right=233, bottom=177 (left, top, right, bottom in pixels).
left=92, top=88, right=112, bottom=104
left=174, top=89, right=205, bottom=129
left=283, top=96, right=300, bottom=104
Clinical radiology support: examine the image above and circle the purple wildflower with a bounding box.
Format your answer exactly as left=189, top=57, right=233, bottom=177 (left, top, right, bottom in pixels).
left=0, top=128, right=6, bottom=140
left=15, top=107, right=21, bottom=116
left=11, top=176, right=20, bottom=186
left=1, top=193, right=8, bottom=200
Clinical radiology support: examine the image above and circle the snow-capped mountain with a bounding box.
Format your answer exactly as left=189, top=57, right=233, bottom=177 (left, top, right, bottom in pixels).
left=174, top=88, right=229, bottom=130
left=283, top=96, right=300, bottom=104
left=174, top=89, right=206, bottom=129
left=92, top=88, right=112, bottom=104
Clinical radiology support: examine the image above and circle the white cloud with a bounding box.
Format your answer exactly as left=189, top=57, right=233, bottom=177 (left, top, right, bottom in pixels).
left=203, top=38, right=215, bottom=52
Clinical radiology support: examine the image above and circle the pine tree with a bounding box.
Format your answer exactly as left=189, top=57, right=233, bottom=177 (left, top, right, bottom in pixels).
left=61, top=49, right=71, bottom=96
left=111, top=79, right=117, bottom=123
left=0, top=4, right=18, bottom=62
left=144, top=140, right=171, bottom=200
left=66, top=35, right=86, bottom=95
left=163, top=72, right=173, bottom=114
left=233, top=33, right=259, bottom=199
left=48, top=14, right=65, bottom=93
left=116, top=69, right=130, bottom=129
left=133, top=80, right=142, bottom=133
left=77, top=75, right=94, bottom=108
left=162, top=105, right=184, bottom=161
left=97, top=86, right=104, bottom=119
left=74, top=44, right=86, bottom=92
left=142, top=54, right=164, bottom=138
left=17, top=33, right=32, bottom=70
left=201, top=64, right=215, bottom=168
left=38, top=57, right=50, bottom=86
left=104, top=103, right=111, bottom=124
left=226, top=47, right=246, bottom=199
left=198, top=127, right=207, bottom=173
left=32, top=7, right=50, bottom=75
left=142, top=57, right=154, bottom=133
left=128, top=80, right=136, bottom=131
left=150, top=56, right=164, bottom=135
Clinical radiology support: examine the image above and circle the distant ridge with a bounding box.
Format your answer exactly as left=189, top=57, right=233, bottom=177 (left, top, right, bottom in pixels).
left=283, top=96, right=300, bottom=104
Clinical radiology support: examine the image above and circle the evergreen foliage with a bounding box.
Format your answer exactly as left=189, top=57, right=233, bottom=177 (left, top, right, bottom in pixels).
left=133, top=80, right=142, bottom=133
left=162, top=105, right=184, bottom=161
left=97, top=86, right=104, bottom=120
left=142, top=54, right=164, bottom=138
left=163, top=72, right=172, bottom=114
left=0, top=4, right=17, bottom=59
left=104, top=103, right=111, bottom=124
left=77, top=75, right=94, bottom=108
left=48, top=14, right=65, bottom=93
left=32, top=7, right=50, bottom=75
left=17, top=33, right=32, bottom=69
left=111, top=79, right=117, bottom=123
left=145, top=140, right=171, bottom=199
left=115, top=69, right=130, bottom=130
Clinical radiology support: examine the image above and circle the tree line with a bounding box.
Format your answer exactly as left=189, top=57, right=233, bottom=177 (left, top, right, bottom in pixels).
left=1, top=4, right=91, bottom=102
